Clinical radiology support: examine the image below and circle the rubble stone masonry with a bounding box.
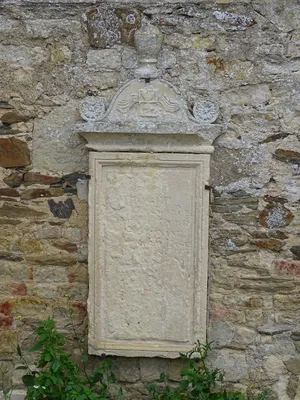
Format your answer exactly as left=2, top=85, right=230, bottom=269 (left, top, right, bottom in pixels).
left=0, top=0, right=300, bottom=398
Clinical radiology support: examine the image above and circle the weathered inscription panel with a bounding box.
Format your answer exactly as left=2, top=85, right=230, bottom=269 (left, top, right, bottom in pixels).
left=88, top=152, right=210, bottom=357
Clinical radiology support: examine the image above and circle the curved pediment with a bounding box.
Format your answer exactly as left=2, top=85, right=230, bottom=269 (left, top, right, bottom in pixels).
left=76, top=22, right=222, bottom=150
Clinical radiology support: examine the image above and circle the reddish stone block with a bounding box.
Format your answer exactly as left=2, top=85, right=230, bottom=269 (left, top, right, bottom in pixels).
left=254, top=239, right=284, bottom=252
left=67, top=266, right=76, bottom=283
left=10, top=282, right=27, bottom=296
left=259, top=204, right=294, bottom=229
left=0, top=138, right=31, bottom=168
left=0, top=301, right=13, bottom=328
left=0, top=301, right=11, bottom=315
left=24, top=172, right=61, bottom=186
left=277, top=260, right=300, bottom=275
left=0, top=188, right=19, bottom=198
left=72, top=302, right=87, bottom=316
left=0, top=315, right=13, bottom=328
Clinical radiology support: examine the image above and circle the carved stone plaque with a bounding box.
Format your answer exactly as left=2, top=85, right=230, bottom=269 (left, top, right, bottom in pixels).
left=88, top=152, right=210, bottom=358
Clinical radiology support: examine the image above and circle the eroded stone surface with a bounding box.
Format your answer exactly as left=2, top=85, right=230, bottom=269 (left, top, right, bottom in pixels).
left=88, top=152, right=210, bottom=357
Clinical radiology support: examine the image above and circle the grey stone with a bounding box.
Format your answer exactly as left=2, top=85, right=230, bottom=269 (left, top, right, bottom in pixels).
left=87, top=49, right=121, bottom=71
left=0, top=45, right=47, bottom=68
left=32, top=100, right=88, bottom=174
left=208, top=321, right=236, bottom=347
left=48, top=198, right=75, bottom=219
left=115, top=358, right=140, bottom=383
left=232, top=327, right=257, bottom=348
left=83, top=7, right=121, bottom=48
left=209, top=349, right=248, bottom=382
left=252, top=1, right=300, bottom=33
left=140, top=358, right=168, bottom=382
left=121, top=47, right=138, bottom=69
left=284, top=359, right=300, bottom=375
left=290, top=246, right=300, bottom=259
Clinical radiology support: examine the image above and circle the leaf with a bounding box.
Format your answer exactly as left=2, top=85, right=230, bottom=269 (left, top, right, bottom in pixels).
left=178, top=380, right=189, bottom=392
left=15, top=366, right=28, bottom=370
left=22, top=374, right=35, bottom=387
left=52, top=359, right=60, bottom=372
left=81, top=354, right=89, bottom=363
left=17, top=344, right=22, bottom=357
left=29, top=341, right=43, bottom=352
left=3, top=388, right=10, bottom=395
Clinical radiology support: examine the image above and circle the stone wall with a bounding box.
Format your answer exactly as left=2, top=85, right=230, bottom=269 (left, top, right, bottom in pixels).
left=0, top=0, right=300, bottom=399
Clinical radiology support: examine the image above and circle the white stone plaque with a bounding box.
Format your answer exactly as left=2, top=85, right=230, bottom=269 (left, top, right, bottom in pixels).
left=88, top=152, right=210, bottom=358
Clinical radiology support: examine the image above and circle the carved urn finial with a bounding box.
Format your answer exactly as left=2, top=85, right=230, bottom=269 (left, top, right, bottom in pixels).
left=134, top=21, right=163, bottom=79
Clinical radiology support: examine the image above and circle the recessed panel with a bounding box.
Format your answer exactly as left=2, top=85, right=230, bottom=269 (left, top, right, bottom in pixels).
left=88, top=153, right=209, bottom=357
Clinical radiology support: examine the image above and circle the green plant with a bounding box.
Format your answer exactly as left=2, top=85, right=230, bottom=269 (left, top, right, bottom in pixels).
left=17, top=317, right=117, bottom=400
left=146, top=341, right=268, bottom=400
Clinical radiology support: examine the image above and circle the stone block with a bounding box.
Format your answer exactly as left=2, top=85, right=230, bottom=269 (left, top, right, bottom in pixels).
left=263, top=355, right=286, bottom=380
left=0, top=45, right=47, bottom=68
left=0, top=188, right=19, bottom=198
left=57, top=283, right=88, bottom=303
left=87, top=49, right=121, bottom=71
left=0, top=330, right=17, bottom=353
left=0, top=203, right=47, bottom=220
left=52, top=241, right=77, bottom=253
left=21, top=188, right=64, bottom=200
left=14, top=238, right=41, bottom=254
left=3, top=173, right=23, bottom=188
left=168, top=358, right=189, bottom=382
left=209, top=349, right=248, bottom=382
left=67, top=265, right=88, bottom=284
left=253, top=239, right=284, bottom=252
left=26, top=254, right=77, bottom=266
left=84, top=7, right=121, bottom=48
left=208, top=321, right=236, bottom=347
left=0, top=252, right=23, bottom=262
left=0, top=138, right=30, bottom=168
left=8, top=297, right=50, bottom=320
left=284, top=359, right=300, bottom=375
left=34, top=266, right=69, bottom=283
left=32, top=100, right=88, bottom=174
left=84, top=7, right=141, bottom=48
left=48, top=198, right=75, bottom=219
left=290, top=246, right=300, bottom=259
left=259, top=204, right=294, bottom=229
left=238, top=277, right=295, bottom=292
left=33, top=224, right=62, bottom=239
left=232, top=327, right=256, bottom=348
left=25, top=19, right=82, bottom=39
left=115, top=358, right=140, bottom=383
left=24, top=172, right=61, bottom=186
left=277, top=261, right=300, bottom=276
left=140, top=358, right=168, bottom=382
left=10, top=282, right=27, bottom=296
